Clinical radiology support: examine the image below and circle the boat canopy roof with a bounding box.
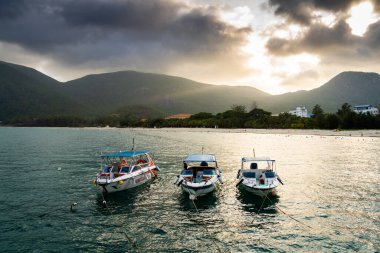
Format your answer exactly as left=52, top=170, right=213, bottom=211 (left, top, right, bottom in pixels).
left=101, top=150, right=149, bottom=158
left=184, top=154, right=216, bottom=162
left=242, top=157, right=275, bottom=162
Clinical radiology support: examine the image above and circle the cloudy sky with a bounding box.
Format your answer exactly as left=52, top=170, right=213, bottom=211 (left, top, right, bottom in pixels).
left=1, top=0, right=380, bottom=94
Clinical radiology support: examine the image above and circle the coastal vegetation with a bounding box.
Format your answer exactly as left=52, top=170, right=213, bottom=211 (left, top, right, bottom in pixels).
left=4, top=103, right=380, bottom=130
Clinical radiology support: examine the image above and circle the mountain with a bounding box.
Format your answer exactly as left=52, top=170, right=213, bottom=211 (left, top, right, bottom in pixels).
left=270, top=71, right=380, bottom=112
left=0, top=61, right=89, bottom=120
left=61, top=71, right=270, bottom=114
left=0, top=60, right=379, bottom=121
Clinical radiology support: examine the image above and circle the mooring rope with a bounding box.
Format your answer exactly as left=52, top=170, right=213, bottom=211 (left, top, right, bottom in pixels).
left=190, top=198, right=228, bottom=253
left=258, top=194, right=313, bottom=230
left=101, top=192, right=137, bottom=248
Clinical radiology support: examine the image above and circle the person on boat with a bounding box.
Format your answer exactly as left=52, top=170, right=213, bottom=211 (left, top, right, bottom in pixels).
left=121, top=158, right=127, bottom=165
left=259, top=174, right=265, bottom=185
left=200, top=161, right=208, bottom=167
left=136, top=157, right=147, bottom=164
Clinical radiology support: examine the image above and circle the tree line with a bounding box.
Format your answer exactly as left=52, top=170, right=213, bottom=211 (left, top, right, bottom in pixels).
left=3, top=103, right=380, bottom=129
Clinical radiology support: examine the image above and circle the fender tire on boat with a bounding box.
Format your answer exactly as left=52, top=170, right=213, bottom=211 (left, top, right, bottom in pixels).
left=278, top=176, right=284, bottom=185
left=236, top=178, right=244, bottom=187
left=236, top=170, right=240, bottom=179
left=177, top=179, right=183, bottom=187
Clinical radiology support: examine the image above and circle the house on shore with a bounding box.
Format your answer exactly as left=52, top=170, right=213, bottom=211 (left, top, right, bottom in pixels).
left=165, top=113, right=193, bottom=119
left=288, top=106, right=310, bottom=118
left=353, top=105, right=379, bottom=115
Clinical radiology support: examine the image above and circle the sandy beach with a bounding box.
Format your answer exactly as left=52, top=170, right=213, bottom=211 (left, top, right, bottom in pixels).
left=153, top=128, right=380, bottom=137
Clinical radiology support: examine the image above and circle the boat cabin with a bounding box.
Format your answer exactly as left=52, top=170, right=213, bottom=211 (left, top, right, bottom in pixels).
left=240, top=157, right=277, bottom=184
left=181, top=154, right=218, bottom=183
left=100, top=150, right=154, bottom=179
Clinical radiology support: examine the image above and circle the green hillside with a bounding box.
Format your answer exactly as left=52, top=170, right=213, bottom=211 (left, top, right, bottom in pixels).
left=269, top=72, right=380, bottom=112
left=0, top=61, right=89, bottom=120
left=1, top=60, right=379, bottom=122
left=62, top=71, right=269, bottom=115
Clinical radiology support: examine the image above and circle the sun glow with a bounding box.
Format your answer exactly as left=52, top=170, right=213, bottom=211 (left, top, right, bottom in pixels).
left=347, top=1, right=379, bottom=36
left=241, top=31, right=321, bottom=94
left=219, top=6, right=254, bottom=28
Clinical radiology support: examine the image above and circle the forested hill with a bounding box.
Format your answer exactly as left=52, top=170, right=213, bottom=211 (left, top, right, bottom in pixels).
left=268, top=71, right=380, bottom=112
left=0, top=61, right=89, bottom=120
left=1, top=60, right=380, bottom=122
left=61, top=70, right=270, bottom=115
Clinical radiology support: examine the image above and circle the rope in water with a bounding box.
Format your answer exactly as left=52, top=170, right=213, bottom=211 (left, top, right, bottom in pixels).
left=101, top=192, right=137, bottom=248
left=140, top=207, right=183, bottom=250
left=258, top=194, right=313, bottom=230
left=190, top=198, right=227, bottom=253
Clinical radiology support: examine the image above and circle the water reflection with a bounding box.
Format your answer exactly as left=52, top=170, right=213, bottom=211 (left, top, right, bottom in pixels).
left=178, top=191, right=219, bottom=211
left=95, top=183, right=154, bottom=214
left=2, top=128, right=379, bottom=252
left=237, top=190, right=279, bottom=214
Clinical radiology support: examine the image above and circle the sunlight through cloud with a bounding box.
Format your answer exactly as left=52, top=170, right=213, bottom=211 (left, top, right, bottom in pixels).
left=347, top=1, right=379, bottom=36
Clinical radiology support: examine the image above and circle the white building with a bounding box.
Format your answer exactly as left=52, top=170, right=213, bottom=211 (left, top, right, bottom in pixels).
left=353, top=105, right=379, bottom=115
left=289, top=106, right=309, bottom=118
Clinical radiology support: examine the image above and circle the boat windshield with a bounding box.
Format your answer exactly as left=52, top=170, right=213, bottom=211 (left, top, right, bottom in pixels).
left=242, top=160, right=274, bottom=170
left=265, top=171, right=276, bottom=178
left=181, top=170, right=193, bottom=176
left=120, top=166, right=131, bottom=173
left=242, top=171, right=256, bottom=178
left=131, top=166, right=141, bottom=172
left=203, top=170, right=215, bottom=175
left=102, top=166, right=111, bottom=173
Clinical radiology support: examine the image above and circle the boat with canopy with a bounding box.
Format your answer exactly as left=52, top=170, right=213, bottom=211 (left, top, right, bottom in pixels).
left=175, top=154, right=223, bottom=199
left=94, top=150, right=160, bottom=193
left=236, top=156, right=283, bottom=197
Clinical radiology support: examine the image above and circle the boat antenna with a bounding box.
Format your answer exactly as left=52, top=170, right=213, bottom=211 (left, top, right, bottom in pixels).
left=253, top=148, right=256, bottom=158
left=201, top=146, right=204, bottom=154
left=132, top=138, right=135, bottom=151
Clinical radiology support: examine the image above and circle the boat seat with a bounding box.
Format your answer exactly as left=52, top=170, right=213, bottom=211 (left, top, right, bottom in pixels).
left=200, top=161, right=208, bottom=166
left=195, top=171, right=204, bottom=183
left=250, top=163, right=258, bottom=170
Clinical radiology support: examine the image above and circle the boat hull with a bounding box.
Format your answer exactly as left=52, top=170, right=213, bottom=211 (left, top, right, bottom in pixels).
left=180, top=182, right=218, bottom=197
left=97, top=167, right=157, bottom=193
left=239, top=183, right=277, bottom=198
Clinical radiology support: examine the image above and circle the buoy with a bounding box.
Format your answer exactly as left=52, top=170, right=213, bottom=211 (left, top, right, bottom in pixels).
left=70, top=202, right=78, bottom=212
left=218, top=175, right=224, bottom=184
left=118, top=180, right=124, bottom=185
left=92, top=179, right=97, bottom=185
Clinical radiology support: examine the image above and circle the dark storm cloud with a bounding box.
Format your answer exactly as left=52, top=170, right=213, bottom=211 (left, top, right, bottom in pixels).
left=0, top=0, right=250, bottom=66
left=267, top=0, right=368, bottom=25
left=267, top=20, right=358, bottom=55
left=60, top=0, right=180, bottom=32
left=0, top=0, right=29, bottom=19
left=266, top=19, right=380, bottom=71
left=365, top=21, right=380, bottom=49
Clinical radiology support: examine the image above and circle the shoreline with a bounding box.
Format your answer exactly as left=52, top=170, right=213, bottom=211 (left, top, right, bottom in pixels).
left=2, top=126, right=379, bottom=137
left=154, top=128, right=380, bottom=137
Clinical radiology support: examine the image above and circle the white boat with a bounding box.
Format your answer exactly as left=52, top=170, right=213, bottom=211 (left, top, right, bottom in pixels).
left=236, top=157, right=283, bottom=197
left=94, top=150, right=160, bottom=193
left=175, top=154, right=223, bottom=199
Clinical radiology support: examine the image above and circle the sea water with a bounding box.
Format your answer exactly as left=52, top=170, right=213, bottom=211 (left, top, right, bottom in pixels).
left=0, top=127, right=379, bottom=252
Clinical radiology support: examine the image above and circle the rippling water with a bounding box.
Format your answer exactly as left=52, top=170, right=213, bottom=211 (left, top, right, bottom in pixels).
left=0, top=127, right=379, bottom=252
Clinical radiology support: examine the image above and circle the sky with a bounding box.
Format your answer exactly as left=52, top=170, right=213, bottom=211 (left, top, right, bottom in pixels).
left=1, top=0, right=380, bottom=94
